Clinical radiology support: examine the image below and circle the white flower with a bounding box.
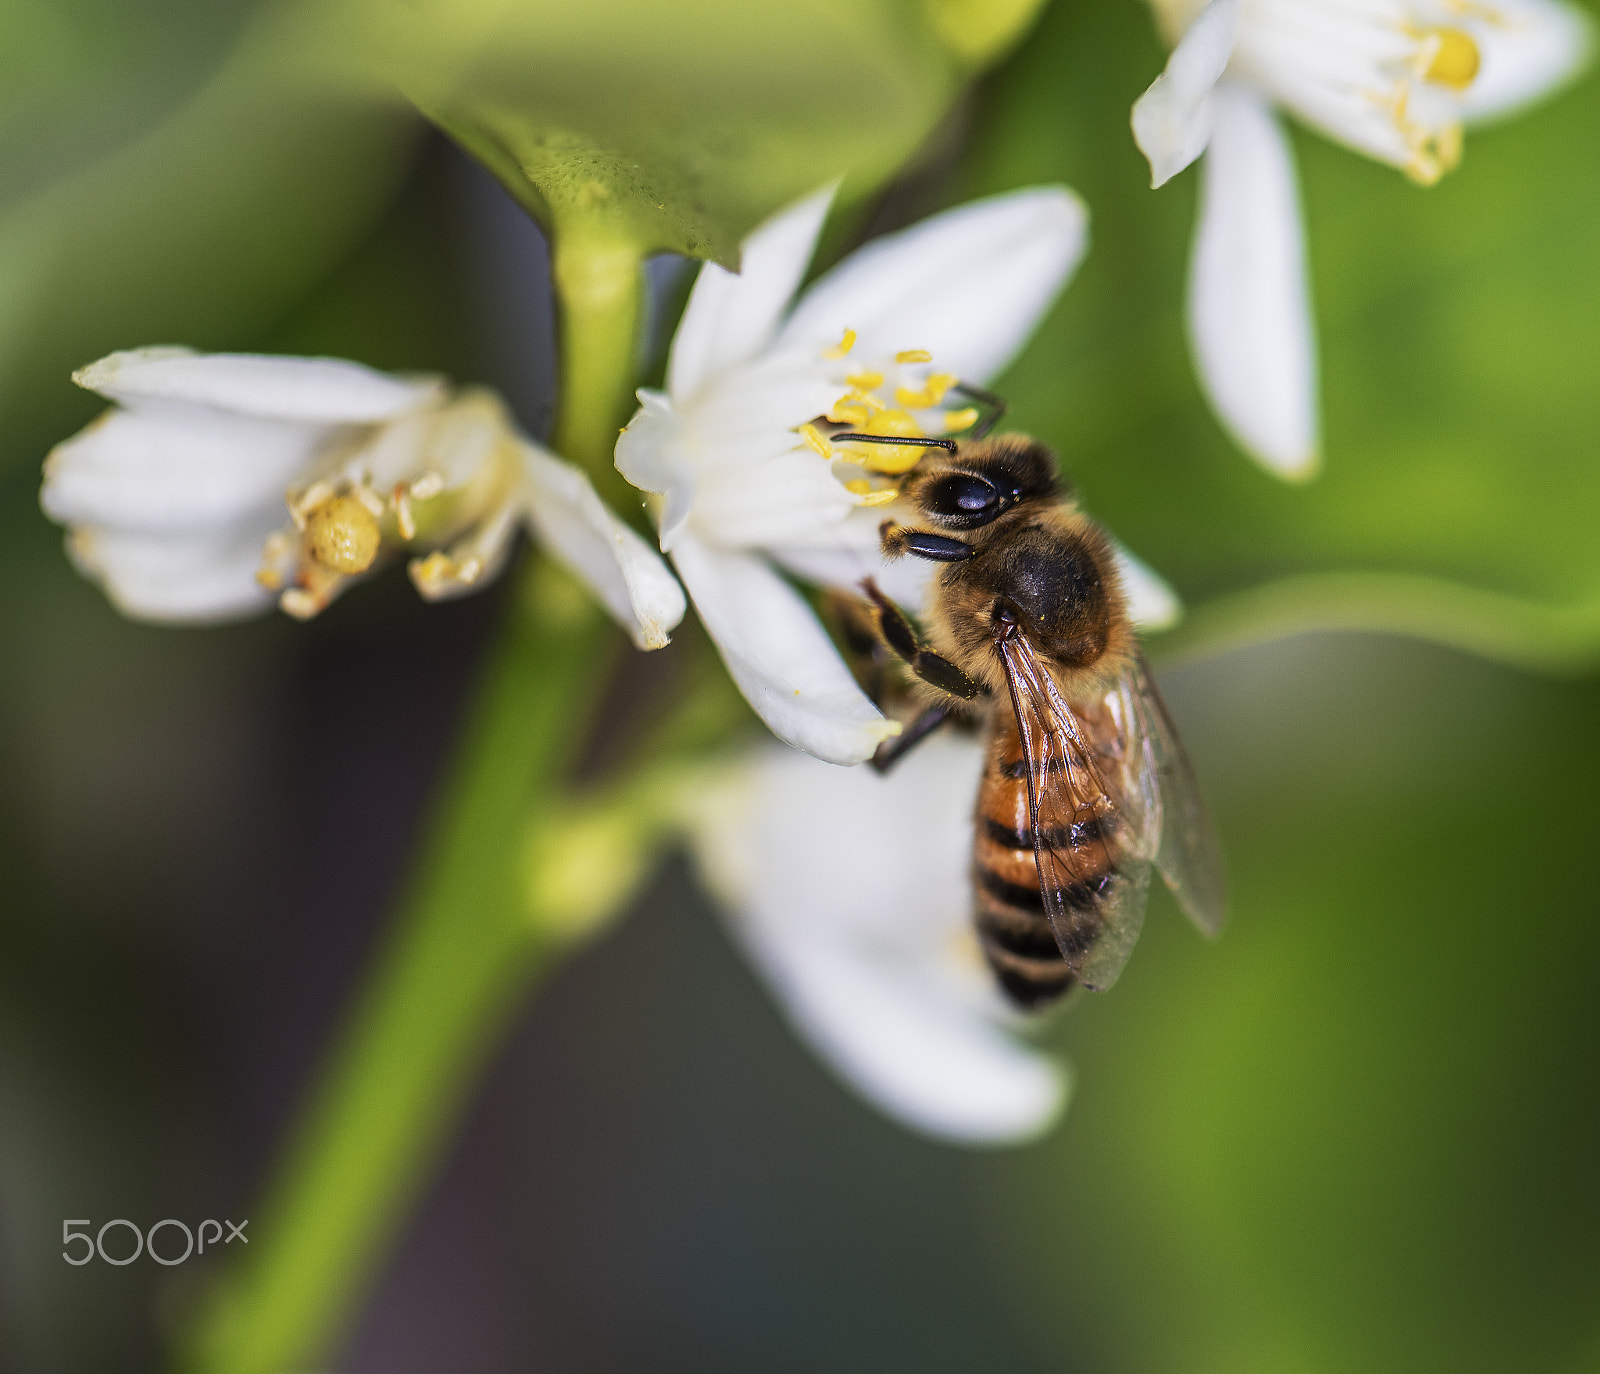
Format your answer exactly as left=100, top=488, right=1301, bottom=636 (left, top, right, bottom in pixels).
left=688, top=731, right=1068, bottom=1144
left=41, top=348, right=685, bottom=647
left=1131, top=0, right=1593, bottom=479
left=617, top=185, right=1179, bottom=766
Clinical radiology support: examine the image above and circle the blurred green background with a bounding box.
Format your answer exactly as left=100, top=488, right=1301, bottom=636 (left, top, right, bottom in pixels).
left=2, top=0, right=1598, bottom=1370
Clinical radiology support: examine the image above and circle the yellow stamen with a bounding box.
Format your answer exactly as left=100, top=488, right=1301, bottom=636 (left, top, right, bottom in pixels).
left=410, top=551, right=453, bottom=593
left=1422, top=28, right=1480, bottom=90
left=280, top=588, right=320, bottom=620
left=799, top=422, right=833, bottom=459
left=895, top=372, right=959, bottom=409
left=864, top=409, right=923, bottom=438
left=393, top=485, right=416, bottom=541
left=306, top=493, right=382, bottom=574
left=845, top=481, right=901, bottom=507
left=846, top=370, right=884, bottom=391
left=410, top=472, right=445, bottom=500
left=942, top=406, right=981, bottom=434
left=353, top=484, right=386, bottom=519
left=823, top=328, right=857, bottom=359
left=895, top=349, right=932, bottom=364
left=825, top=399, right=871, bottom=426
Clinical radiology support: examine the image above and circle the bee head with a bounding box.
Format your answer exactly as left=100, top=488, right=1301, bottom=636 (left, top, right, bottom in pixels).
left=902, top=436, right=1064, bottom=534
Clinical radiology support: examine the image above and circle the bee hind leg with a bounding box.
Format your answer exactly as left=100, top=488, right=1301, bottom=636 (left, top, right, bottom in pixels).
left=860, top=579, right=985, bottom=702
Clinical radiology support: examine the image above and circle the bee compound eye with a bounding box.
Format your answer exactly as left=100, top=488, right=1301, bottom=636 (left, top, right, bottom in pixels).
left=925, top=473, right=1002, bottom=526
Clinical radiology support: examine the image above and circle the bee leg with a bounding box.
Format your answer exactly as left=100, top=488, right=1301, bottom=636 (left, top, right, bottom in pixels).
left=861, top=579, right=985, bottom=701
left=879, top=520, right=974, bottom=562
left=870, top=702, right=955, bottom=775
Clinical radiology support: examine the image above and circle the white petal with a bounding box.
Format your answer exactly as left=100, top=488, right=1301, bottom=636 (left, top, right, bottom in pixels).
left=1112, top=541, right=1184, bottom=630
left=764, top=503, right=940, bottom=610
left=670, top=532, right=897, bottom=765
left=666, top=186, right=834, bottom=405
left=66, top=517, right=279, bottom=623
left=775, top=187, right=1088, bottom=386
left=40, top=405, right=323, bottom=535
left=1132, top=0, right=1241, bottom=187
left=615, top=390, right=697, bottom=550
left=1460, top=0, right=1595, bottom=122
left=1187, top=87, right=1319, bottom=480
left=520, top=443, right=687, bottom=650
left=691, top=737, right=1067, bottom=1144
left=73, top=348, right=440, bottom=424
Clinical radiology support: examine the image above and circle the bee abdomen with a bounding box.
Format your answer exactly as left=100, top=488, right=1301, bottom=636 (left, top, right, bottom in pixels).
left=973, top=795, right=1122, bottom=1009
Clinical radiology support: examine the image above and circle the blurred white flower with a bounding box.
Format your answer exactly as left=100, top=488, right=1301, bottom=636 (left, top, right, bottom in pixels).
left=616, top=186, right=1172, bottom=766
left=689, top=730, right=1069, bottom=1144
left=42, top=348, right=684, bottom=647
left=1132, top=0, right=1593, bottom=479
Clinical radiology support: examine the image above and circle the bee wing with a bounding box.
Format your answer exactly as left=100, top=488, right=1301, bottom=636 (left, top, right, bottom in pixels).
left=995, top=633, right=1154, bottom=993
left=1121, top=651, right=1227, bottom=937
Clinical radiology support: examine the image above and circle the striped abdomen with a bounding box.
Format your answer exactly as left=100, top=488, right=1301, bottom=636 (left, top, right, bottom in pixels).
left=972, top=704, right=1123, bottom=1009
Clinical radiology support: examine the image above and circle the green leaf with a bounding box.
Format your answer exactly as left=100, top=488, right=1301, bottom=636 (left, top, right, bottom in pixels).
left=379, top=0, right=1049, bottom=265
left=959, top=0, right=1600, bottom=669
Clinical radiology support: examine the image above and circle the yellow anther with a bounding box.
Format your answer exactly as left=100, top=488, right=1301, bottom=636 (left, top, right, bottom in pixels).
left=306, top=493, right=382, bottom=574
left=393, top=485, right=417, bottom=541
left=291, top=480, right=335, bottom=526
left=353, top=484, right=386, bottom=519
left=1434, top=122, right=1464, bottom=174
left=799, top=422, right=833, bottom=458
left=863, top=409, right=923, bottom=438
left=942, top=406, right=981, bottom=434
left=255, top=567, right=284, bottom=591
left=410, top=551, right=454, bottom=592
left=896, top=373, right=959, bottom=409
left=410, top=472, right=445, bottom=500
left=851, top=484, right=901, bottom=507
left=895, top=349, right=933, bottom=364
left=844, top=479, right=872, bottom=494
left=826, top=399, right=872, bottom=426
left=280, top=588, right=320, bottom=620
left=1422, top=28, right=1480, bottom=90
left=846, top=370, right=884, bottom=391
left=823, top=328, right=858, bottom=359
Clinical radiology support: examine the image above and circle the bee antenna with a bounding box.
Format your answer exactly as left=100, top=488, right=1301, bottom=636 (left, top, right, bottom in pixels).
left=831, top=432, right=958, bottom=454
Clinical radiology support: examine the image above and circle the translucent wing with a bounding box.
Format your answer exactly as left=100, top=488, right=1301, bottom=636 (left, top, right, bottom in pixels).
left=995, top=633, right=1157, bottom=993
left=1121, top=651, right=1228, bottom=936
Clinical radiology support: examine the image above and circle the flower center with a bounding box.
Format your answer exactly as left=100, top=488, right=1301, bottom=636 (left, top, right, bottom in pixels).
left=797, top=331, right=982, bottom=506
left=306, top=493, right=382, bottom=573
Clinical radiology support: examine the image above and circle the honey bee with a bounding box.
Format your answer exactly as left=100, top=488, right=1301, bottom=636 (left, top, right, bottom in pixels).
left=841, top=409, right=1226, bottom=1008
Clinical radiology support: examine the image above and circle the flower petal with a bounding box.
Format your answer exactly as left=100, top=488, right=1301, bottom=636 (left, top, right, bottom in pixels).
left=1187, top=86, right=1319, bottom=480
left=1112, top=540, right=1184, bottom=631
left=41, top=405, right=322, bottom=534
left=73, top=348, right=440, bottom=424
left=690, top=736, right=1067, bottom=1144
left=775, top=187, right=1088, bottom=386
left=1460, top=0, right=1595, bottom=122
left=766, top=506, right=940, bottom=610
left=1132, top=0, right=1241, bottom=187
left=666, top=186, right=834, bottom=406
left=615, top=389, right=698, bottom=550
left=65, top=517, right=280, bottom=623
left=521, top=443, right=687, bottom=650
left=670, top=531, right=898, bottom=765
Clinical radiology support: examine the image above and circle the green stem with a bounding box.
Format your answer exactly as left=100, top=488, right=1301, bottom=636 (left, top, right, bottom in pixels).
left=180, top=577, right=615, bottom=1374
left=550, top=230, right=645, bottom=493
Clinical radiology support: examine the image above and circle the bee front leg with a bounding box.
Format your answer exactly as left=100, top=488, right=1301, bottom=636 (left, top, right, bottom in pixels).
left=860, top=579, right=985, bottom=702
left=870, top=702, right=956, bottom=774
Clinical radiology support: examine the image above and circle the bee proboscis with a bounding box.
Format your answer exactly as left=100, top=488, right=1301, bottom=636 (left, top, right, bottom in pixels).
left=852, top=421, right=1226, bottom=1008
